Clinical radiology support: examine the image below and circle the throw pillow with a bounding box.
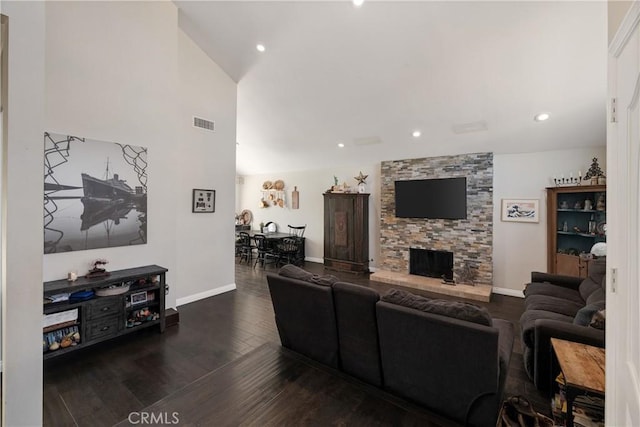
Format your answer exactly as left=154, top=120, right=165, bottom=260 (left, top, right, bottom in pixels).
left=573, top=301, right=606, bottom=326
left=278, top=264, right=339, bottom=287
left=381, top=288, right=493, bottom=326
left=278, top=264, right=313, bottom=281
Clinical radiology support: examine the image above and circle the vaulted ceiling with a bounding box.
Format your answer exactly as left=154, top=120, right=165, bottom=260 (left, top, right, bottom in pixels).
left=174, top=1, right=607, bottom=175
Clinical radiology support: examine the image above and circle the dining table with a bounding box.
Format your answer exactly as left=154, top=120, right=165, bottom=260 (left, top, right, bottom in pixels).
left=236, top=230, right=306, bottom=263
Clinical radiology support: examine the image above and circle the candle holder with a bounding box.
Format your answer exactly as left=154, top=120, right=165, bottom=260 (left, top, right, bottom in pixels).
left=553, top=176, right=582, bottom=186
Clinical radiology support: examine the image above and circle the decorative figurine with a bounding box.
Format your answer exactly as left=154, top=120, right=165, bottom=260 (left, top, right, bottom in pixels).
left=596, top=194, right=606, bottom=211
left=584, top=157, right=605, bottom=185
left=354, top=171, right=368, bottom=194
left=86, top=259, right=110, bottom=278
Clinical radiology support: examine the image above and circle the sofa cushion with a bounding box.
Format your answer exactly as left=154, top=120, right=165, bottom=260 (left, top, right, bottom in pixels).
left=524, top=294, right=584, bottom=317
left=381, top=288, right=492, bottom=326
left=579, top=259, right=606, bottom=301
left=520, top=309, right=574, bottom=347
left=524, top=283, right=583, bottom=303
left=332, top=282, right=383, bottom=387
left=278, top=264, right=339, bottom=287
left=573, top=301, right=607, bottom=326
left=586, top=288, right=606, bottom=306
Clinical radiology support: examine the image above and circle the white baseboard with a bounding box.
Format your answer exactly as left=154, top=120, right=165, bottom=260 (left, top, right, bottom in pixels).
left=492, top=287, right=524, bottom=298
left=176, top=283, right=236, bottom=307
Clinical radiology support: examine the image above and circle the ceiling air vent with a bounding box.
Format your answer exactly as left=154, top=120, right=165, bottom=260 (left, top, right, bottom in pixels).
left=193, top=116, right=215, bottom=132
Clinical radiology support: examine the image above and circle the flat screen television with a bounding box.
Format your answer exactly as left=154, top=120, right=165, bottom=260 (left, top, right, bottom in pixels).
left=394, top=177, right=467, bottom=219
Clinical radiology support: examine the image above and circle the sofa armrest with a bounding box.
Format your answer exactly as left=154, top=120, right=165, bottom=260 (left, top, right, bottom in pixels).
left=530, top=272, right=583, bottom=290
left=533, top=319, right=605, bottom=392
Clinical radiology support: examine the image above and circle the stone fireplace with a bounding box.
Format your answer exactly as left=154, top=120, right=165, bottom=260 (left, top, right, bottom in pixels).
left=374, top=152, right=493, bottom=298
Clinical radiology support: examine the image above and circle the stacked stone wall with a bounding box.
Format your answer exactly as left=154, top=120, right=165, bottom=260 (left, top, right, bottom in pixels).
left=380, top=152, right=493, bottom=285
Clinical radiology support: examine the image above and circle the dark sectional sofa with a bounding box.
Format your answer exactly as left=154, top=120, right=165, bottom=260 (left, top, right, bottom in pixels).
left=520, top=258, right=606, bottom=392
left=266, top=266, right=515, bottom=427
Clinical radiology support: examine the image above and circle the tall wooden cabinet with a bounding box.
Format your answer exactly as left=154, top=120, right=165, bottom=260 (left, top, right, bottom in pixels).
left=547, top=185, right=606, bottom=277
left=323, top=193, right=369, bottom=273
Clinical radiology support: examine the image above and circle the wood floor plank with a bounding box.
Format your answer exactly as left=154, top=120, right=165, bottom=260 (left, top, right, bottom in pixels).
left=115, top=343, right=454, bottom=427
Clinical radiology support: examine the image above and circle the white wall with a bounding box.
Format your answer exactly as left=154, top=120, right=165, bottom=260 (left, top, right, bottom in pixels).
left=42, top=2, right=237, bottom=308
left=0, top=2, right=236, bottom=422
left=175, top=27, right=237, bottom=305
left=238, top=147, right=607, bottom=295
left=1, top=1, right=46, bottom=425
left=237, top=166, right=380, bottom=265
left=493, top=147, right=606, bottom=294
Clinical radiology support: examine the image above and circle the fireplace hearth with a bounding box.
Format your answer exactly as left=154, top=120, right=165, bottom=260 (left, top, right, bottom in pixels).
left=409, top=248, right=454, bottom=282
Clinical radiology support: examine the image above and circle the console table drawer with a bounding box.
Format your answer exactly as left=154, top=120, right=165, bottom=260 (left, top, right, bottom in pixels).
left=86, top=316, right=121, bottom=341
left=86, top=297, right=122, bottom=320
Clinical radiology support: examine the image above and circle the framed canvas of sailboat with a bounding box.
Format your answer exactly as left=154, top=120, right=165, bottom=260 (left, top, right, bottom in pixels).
left=43, top=132, right=148, bottom=253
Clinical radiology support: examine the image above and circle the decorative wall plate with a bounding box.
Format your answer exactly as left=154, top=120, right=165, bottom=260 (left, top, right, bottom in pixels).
left=262, top=181, right=273, bottom=190
left=597, top=222, right=606, bottom=235
left=274, top=180, right=285, bottom=190
left=240, top=209, right=253, bottom=225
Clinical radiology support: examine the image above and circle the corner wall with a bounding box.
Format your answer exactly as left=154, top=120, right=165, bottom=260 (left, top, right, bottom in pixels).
left=492, top=147, right=606, bottom=295
left=2, top=1, right=46, bottom=424
left=42, top=2, right=237, bottom=308
left=380, top=153, right=493, bottom=285
left=237, top=166, right=380, bottom=265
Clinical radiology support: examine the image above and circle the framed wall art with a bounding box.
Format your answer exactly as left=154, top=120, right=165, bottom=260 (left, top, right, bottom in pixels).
left=501, top=199, right=539, bottom=223
left=43, top=132, right=148, bottom=254
left=192, top=189, right=215, bottom=213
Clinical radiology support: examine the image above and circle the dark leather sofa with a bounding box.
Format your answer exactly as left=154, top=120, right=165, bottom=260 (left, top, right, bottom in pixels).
left=266, top=267, right=514, bottom=427
left=520, top=258, right=606, bottom=392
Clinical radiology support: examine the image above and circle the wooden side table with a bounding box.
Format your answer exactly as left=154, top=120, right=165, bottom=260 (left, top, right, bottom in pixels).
left=550, top=338, right=605, bottom=427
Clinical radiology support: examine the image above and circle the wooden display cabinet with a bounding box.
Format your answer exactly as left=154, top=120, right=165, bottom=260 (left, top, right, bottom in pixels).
left=546, top=185, right=606, bottom=277
left=323, top=193, right=369, bottom=273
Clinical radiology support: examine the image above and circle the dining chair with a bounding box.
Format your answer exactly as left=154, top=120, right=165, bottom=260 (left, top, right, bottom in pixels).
left=253, top=234, right=277, bottom=269
left=237, top=231, right=255, bottom=264
left=276, top=236, right=303, bottom=266
left=287, top=224, right=306, bottom=238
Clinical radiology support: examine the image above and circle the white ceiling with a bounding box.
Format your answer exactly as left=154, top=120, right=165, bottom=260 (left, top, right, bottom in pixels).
left=174, top=1, right=607, bottom=176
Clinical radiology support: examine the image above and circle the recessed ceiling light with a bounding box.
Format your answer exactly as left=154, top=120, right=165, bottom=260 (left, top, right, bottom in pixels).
left=534, top=112, right=550, bottom=122
left=338, top=143, right=345, bottom=148
left=256, top=44, right=266, bottom=53
left=353, top=0, right=364, bottom=6
left=412, top=130, right=422, bottom=138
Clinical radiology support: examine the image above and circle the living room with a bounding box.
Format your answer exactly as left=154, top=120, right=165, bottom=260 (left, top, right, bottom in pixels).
left=1, top=0, right=638, bottom=425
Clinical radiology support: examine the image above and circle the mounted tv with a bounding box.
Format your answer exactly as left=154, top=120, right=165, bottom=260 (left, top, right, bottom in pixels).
left=395, top=177, right=467, bottom=219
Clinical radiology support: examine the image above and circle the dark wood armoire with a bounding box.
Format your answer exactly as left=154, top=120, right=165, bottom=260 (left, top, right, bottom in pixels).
left=323, top=192, right=369, bottom=273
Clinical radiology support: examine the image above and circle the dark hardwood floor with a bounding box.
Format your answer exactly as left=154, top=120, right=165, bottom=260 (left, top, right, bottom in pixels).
left=43, top=261, right=548, bottom=426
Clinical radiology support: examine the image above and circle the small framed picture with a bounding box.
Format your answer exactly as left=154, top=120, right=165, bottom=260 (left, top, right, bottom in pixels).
left=192, top=189, right=215, bottom=213
left=501, top=199, right=539, bottom=223
left=130, top=291, right=148, bottom=306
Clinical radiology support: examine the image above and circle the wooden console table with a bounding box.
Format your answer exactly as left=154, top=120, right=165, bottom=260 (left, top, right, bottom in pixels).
left=550, top=338, right=605, bottom=427
left=43, top=265, right=167, bottom=359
